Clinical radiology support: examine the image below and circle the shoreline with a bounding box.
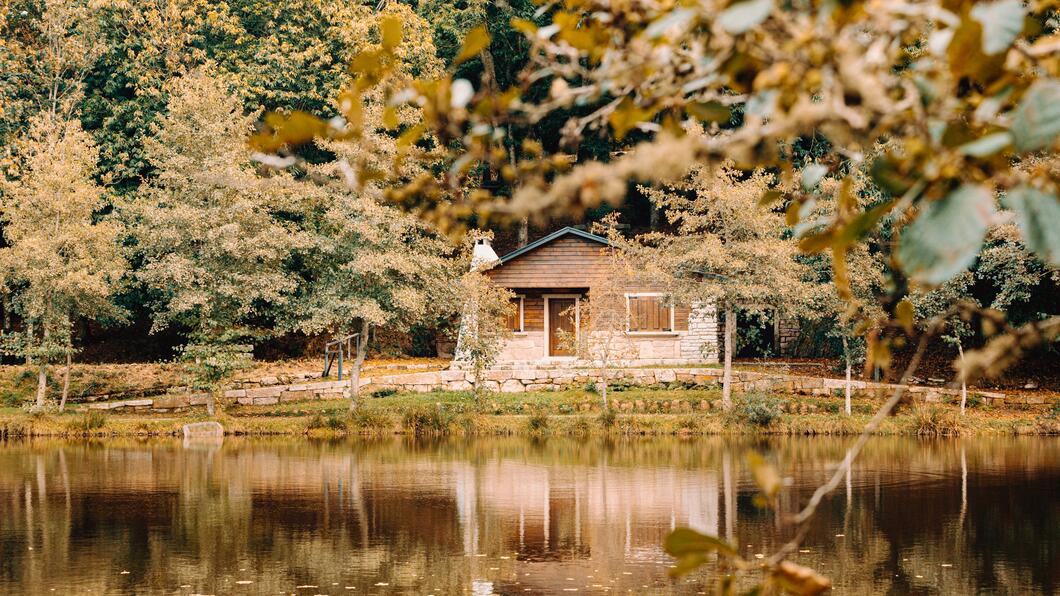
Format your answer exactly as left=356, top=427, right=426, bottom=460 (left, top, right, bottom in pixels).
left=3, top=388, right=1058, bottom=439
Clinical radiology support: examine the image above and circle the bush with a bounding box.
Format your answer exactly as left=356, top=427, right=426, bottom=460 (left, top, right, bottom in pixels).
left=349, top=408, right=394, bottom=433
left=735, top=393, right=783, bottom=427
left=598, top=408, right=617, bottom=429
left=527, top=412, right=549, bottom=434
left=402, top=405, right=453, bottom=435
left=913, top=405, right=961, bottom=436
left=1, top=390, right=23, bottom=408
left=68, top=410, right=107, bottom=433
left=370, top=387, right=398, bottom=399
left=678, top=416, right=700, bottom=432
left=583, top=381, right=598, bottom=394
left=306, top=412, right=348, bottom=432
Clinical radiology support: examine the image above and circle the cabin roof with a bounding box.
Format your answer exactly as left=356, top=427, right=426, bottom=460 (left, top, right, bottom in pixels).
left=497, top=227, right=612, bottom=265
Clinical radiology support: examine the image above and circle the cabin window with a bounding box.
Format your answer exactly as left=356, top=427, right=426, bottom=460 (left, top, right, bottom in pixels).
left=627, top=294, right=674, bottom=332
left=506, top=296, right=525, bottom=332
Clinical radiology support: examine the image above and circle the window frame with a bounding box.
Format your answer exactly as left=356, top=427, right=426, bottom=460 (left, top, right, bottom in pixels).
left=625, top=292, right=676, bottom=335
left=507, top=294, right=526, bottom=334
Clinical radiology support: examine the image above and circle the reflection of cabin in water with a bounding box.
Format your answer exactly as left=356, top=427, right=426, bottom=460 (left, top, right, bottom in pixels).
left=473, top=227, right=720, bottom=366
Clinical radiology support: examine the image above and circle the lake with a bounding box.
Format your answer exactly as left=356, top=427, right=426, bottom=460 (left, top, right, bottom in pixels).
left=0, top=436, right=1057, bottom=595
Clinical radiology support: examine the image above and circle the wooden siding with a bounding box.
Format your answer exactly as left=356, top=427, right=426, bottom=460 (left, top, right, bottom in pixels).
left=487, top=236, right=610, bottom=287
left=490, top=234, right=690, bottom=332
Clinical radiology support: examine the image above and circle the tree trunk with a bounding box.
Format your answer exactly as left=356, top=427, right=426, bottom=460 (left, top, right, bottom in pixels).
left=518, top=218, right=529, bottom=248
left=348, top=320, right=370, bottom=411
left=843, top=336, right=852, bottom=415
left=34, top=325, right=49, bottom=409
left=59, top=349, right=72, bottom=412
left=26, top=321, right=35, bottom=365
left=206, top=392, right=216, bottom=417
left=957, top=340, right=967, bottom=416
left=722, top=307, right=734, bottom=410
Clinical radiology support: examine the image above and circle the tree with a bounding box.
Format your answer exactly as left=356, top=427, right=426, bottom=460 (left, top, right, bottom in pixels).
left=128, top=69, right=307, bottom=415
left=285, top=190, right=458, bottom=409
left=0, top=114, right=124, bottom=411
left=639, top=161, right=817, bottom=410
left=453, top=267, right=515, bottom=398
left=557, top=218, right=637, bottom=410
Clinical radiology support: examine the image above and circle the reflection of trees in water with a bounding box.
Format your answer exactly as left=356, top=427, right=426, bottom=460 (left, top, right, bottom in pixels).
left=0, top=437, right=1057, bottom=594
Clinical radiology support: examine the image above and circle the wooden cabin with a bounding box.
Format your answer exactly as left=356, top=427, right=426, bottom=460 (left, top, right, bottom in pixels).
left=479, top=227, right=719, bottom=366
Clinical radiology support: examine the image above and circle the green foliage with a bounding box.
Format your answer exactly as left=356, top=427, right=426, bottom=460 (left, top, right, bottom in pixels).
left=1003, top=186, right=1060, bottom=267
left=401, top=405, right=454, bottom=435
left=597, top=408, right=617, bottom=429
left=526, top=412, right=549, bottom=434
left=912, top=404, right=962, bottom=436
left=68, top=410, right=107, bottom=433
left=898, top=185, right=995, bottom=285
left=348, top=407, right=394, bottom=433
left=370, top=388, right=398, bottom=399
left=305, top=412, right=347, bottom=432
left=734, top=393, right=784, bottom=427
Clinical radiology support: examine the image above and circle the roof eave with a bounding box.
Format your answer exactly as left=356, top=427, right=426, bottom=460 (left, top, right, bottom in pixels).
left=496, top=227, right=613, bottom=265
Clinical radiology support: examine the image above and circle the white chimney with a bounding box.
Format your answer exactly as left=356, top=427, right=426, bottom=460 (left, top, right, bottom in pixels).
left=470, top=236, right=500, bottom=271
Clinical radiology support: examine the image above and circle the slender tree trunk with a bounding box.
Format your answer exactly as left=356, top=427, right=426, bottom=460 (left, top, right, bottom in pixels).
left=34, top=326, right=49, bottom=409
left=843, top=336, right=852, bottom=415
left=518, top=218, right=529, bottom=248
left=348, top=320, right=370, bottom=411
left=59, top=349, right=72, bottom=412
left=206, top=391, right=216, bottom=417
left=957, top=340, right=967, bottom=416
left=26, top=321, right=35, bottom=365
left=722, top=307, right=735, bottom=410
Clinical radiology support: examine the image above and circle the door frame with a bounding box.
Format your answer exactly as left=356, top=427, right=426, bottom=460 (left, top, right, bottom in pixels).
left=543, top=294, right=581, bottom=359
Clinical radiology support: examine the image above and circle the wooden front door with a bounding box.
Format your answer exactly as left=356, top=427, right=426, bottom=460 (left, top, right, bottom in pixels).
left=548, top=298, right=576, bottom=356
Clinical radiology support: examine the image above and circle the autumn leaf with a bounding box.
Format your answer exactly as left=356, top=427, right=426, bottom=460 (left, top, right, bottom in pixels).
left=453, top=26, right=491, bottom=67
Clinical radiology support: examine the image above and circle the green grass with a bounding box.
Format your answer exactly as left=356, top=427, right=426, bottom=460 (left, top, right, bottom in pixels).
left=0, top=387, right=1056, bottom=438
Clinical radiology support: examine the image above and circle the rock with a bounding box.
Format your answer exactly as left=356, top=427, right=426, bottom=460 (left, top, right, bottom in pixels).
left=245, top=386, right=282, bottom=399
left=182, top=421, right=223, bottom=438
left=500, top=379, right=524, bottom=393
left=1024, top=382, right=1038, bottom=390
left=259, top=376, right=280, bottom=386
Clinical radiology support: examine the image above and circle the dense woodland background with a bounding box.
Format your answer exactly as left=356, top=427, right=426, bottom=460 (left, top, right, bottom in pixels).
left=0, top=0, right=1056, bottom=388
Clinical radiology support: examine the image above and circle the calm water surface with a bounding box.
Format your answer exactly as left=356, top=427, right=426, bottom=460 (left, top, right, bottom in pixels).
left=0, top=436, right=1057, bottom=595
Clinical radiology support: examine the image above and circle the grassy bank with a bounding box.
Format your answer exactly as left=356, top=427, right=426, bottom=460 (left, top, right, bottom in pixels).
left=2, top=387, right=1058, bottom=439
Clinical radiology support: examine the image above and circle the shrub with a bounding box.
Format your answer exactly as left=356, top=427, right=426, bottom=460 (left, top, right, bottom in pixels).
left=598, top=408, right=617, bottom=429
left=527, top=412, right=549, bottom=434
left=370, top=387, right=398, bottom=399
left=306, top=413, right=348, bottom=432
left=913, top=405, right=961, bottom=436
left=735, top=393, right=783, bottom=427
left=822, top=402, right=841, bottom=414
left=349, top=408, right=394, bottom=433
left=402, top=405, right=453, bottom=435
left=572, top=418, right=591, bottom=435
left=1, top=390, right=23, bottom=408
left=678, top=416, right=699, bottom=433
left=68, top=410, right=107, bottom=433
left=583, top=381, right=598, bottom=394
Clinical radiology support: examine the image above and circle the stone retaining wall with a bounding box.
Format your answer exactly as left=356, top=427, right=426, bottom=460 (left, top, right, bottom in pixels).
left=77, top=365, right=1023, bottom=412
left=367, top=366, right=1009, bottom=405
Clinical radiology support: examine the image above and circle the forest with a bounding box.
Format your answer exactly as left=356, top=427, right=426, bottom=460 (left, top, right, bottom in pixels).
left=0, top=0, right=1057, bottom=410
